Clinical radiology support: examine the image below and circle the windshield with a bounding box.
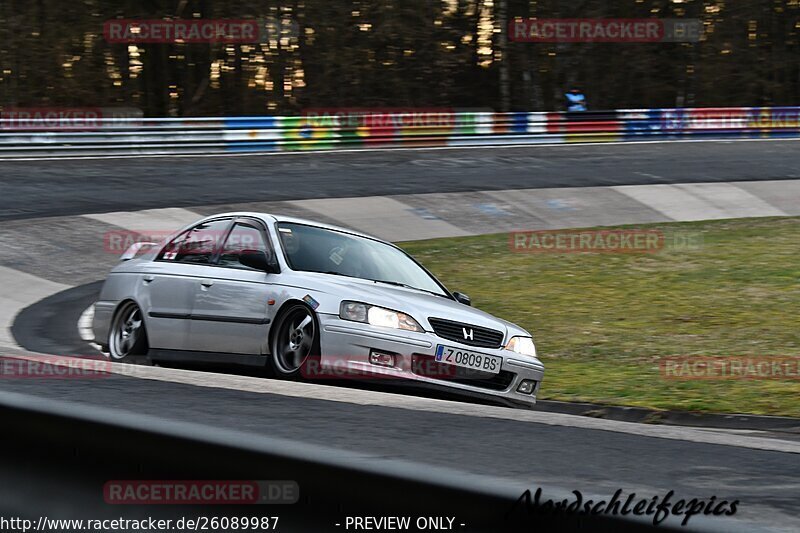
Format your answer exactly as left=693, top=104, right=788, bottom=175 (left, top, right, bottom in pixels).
left=277, top=222, right=448, bottom=297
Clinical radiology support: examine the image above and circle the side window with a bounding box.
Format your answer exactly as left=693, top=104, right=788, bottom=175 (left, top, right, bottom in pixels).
left=217, top=221, right=271, bottom=269
left=158, top=219, right=231, bottom=265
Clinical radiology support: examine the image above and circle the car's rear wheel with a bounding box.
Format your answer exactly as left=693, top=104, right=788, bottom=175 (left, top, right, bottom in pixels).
left=108, top=301, right=149, bottom=362
left=270, top=303, right=319, bottom=378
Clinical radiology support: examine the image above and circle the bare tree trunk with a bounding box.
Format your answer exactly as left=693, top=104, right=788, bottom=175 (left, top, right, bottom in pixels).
left=496, top=0, right=510, bottom=111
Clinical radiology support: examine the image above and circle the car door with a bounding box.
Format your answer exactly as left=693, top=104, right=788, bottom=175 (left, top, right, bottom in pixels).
left=142, top=218, right=233, bottom=351
left=185, top=218, right=281, bottom=355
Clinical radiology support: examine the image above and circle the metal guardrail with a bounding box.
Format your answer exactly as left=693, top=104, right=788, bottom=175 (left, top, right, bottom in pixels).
left=0, top=107, right=799, bottom=158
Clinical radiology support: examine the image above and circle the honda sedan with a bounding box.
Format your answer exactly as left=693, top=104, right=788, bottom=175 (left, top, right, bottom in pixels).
left=93, top=213, right=544, bottom=407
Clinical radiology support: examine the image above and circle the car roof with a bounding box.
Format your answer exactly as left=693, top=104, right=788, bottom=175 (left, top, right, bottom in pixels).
left=202, top=212, right=384, bottom=243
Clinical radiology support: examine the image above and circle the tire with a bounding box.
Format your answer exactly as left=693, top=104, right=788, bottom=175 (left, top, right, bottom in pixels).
left=270, top=303, right=320, bottom=378
left=108, top=301, right=149, bottom=363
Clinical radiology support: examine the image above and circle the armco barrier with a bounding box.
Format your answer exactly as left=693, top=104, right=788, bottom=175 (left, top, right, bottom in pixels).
left=0, top=107, right=799, bottom=157
left=0, top=388, right=749, bottom=532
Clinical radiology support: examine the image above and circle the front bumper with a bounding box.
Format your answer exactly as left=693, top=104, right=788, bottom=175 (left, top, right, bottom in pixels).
left=316, top=314, right=545, bottom=408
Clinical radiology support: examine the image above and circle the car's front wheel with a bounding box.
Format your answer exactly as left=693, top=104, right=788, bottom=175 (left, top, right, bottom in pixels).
left=108, top=301, right=149, bottom=362
left=270, top=303, right=319, bottom=378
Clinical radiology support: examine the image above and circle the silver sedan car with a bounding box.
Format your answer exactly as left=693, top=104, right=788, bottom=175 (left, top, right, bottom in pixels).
left=93, top=213, right=545, bottom=407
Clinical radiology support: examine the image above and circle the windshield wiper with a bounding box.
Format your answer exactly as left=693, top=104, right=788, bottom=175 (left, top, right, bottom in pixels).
left=367, top=279, right=449, bottom=298
left=308, top=270, right=355, bottom=278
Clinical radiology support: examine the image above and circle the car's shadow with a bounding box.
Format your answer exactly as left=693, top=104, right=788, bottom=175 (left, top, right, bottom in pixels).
left=156, top=359, right=517, bottom=409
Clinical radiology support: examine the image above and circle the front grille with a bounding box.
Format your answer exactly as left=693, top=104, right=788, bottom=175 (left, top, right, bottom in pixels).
left=411, top=354, right=515, bottom=391
left=427, top=317, right=505, bottom=349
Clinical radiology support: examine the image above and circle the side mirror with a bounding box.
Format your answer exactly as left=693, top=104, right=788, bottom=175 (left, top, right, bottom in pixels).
left=452, top=291, right=471, bottom=306
left=239, top=249, right=275, bottom=272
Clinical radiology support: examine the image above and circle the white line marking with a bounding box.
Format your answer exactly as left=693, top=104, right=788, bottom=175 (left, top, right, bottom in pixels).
left=0, top=136, right=798, bottom=162
left=77, top=304, right=95, bottom=342
left=635, top=172, right=663, bottom=180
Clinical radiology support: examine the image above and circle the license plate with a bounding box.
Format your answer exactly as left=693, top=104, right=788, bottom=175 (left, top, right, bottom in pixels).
left=435, top=345, right=502, bottom=375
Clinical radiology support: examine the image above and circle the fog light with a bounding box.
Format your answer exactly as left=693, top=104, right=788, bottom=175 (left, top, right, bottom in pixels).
left=516, top=379, right=536, bottom=394
left=369, top=350, right=396, bottom=368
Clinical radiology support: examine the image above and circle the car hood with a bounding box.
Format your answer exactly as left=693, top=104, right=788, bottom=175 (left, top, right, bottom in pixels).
left=279, top=271, right=529, bottom=338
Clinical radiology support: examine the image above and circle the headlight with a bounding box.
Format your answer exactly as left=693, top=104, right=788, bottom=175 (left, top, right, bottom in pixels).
left=505, top=336, right=537, bottom=357
left=339, top=301, right=423, bottom=332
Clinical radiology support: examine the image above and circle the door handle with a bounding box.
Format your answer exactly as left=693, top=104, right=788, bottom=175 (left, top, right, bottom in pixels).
left=200, top=279, right=214, bottom=287
left=143, top=275, right=154, bottom=283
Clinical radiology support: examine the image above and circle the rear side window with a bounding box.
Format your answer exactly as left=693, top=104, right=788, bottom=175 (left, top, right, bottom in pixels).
left=217, top=222, right=271, bottom=269
left=158, top=219, right=231, bottom=264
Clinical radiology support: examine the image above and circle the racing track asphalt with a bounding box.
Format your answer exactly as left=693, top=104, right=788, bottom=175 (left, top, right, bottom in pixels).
left=2, top=139, right=800, bottom=220
left=2, top=140, right=800, bottom=531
